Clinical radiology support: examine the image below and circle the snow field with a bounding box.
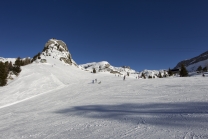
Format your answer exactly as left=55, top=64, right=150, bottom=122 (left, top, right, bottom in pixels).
left=0, top=58, right=208, bottom=138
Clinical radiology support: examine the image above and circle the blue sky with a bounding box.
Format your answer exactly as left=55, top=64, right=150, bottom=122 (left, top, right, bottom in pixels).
left=0, top=0, right=208, bottom=71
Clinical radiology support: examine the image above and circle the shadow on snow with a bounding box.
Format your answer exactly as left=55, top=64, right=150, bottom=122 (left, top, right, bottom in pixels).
left=54, top=102, right=208, bottom=127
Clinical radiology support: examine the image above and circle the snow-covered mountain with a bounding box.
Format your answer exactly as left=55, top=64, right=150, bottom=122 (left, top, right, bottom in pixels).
left=79, top=61, right=137, bottom=75
left=175, top=50, right=208, bottom=71
left=32, top=38, right=77, bottom=66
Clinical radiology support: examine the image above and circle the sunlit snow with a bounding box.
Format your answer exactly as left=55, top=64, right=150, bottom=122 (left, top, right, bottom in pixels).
left=0, top=56, right=208, bottom=139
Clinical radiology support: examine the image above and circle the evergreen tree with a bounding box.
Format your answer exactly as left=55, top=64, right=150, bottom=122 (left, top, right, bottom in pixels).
left=141, top=72, right=146, bottom=79
left=203, top=67, right=207, bottom=72
left=93, top=68, right=96, bottom=73
left=12, top=66, right=21, bottom=75
left=158, top=72, right=162, bottom=78
left=197, top=66, right=202, bottom=72
left=0, top=62, right=7, bottom=86
left=163, top=71, right=167, bottom=77
left=8, top=61, right=13, bottom=71
left=14, top=57, right=21, bottom=66
left=168, top=68, right=173, bottom=76
left=180, top=64, right=188, bottom=77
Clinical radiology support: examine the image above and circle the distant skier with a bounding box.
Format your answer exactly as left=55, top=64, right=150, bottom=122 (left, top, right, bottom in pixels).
left=92, top=80, right=94, bottom=84
left=95, top=79, right=97, bottom=82
left=123, top=75, right=126, bottom=80
left=98, top=81, right=101, bottom=84
left=202, top=74, right=205, bottom=77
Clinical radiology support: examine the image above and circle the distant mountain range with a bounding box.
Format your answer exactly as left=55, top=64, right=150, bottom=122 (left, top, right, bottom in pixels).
left=1, top=38, right=207, bottom=77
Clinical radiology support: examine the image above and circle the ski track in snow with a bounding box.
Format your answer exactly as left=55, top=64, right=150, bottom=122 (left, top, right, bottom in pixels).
left=1, top=59, right=208, bottom=138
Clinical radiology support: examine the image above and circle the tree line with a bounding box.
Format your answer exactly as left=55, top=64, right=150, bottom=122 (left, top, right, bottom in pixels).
left=0, top=57, right=31, bottom=86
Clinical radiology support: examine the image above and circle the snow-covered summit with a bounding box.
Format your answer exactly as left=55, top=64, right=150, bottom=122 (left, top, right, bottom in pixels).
left=33, top=38, right=77, bottom=66
left=79, top=61, right=137, bottom=75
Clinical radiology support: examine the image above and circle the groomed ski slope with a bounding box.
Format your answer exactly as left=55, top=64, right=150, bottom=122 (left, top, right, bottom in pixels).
left=0, top=58, right=208, bottom=139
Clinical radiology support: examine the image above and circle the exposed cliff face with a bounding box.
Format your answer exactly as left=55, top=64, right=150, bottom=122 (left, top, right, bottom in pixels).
left=44, top=39, right=73, bottom=63
left=174, top=50, right=208, bottom=71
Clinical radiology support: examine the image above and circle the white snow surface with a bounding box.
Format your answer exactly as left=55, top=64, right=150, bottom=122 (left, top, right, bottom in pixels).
left=80, top=61, right=136, bottom=75
left=1, top=58, right=208, bottom=139
left=186, top=59, right=208, bottom=72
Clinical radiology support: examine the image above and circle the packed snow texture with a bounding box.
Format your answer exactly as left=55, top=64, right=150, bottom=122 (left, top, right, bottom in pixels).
left=0, top=57, right=208, bottom=139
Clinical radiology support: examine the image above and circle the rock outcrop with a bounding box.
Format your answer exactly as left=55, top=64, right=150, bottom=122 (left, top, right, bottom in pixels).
left=33, top=38, right=77, bottom=66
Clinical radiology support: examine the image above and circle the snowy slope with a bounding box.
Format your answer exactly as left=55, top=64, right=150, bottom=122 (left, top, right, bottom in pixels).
left=0, top=56, right=208, bottom=138
left=175, top=50, right=208, bottom=72
left=186, top=59, right=208, bottom=72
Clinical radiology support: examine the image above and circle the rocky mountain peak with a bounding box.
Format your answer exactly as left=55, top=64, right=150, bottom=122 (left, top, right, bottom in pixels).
left=33, top=38, right=77, bottom=66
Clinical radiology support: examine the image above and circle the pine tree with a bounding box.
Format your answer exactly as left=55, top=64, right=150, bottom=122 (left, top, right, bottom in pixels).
left=93, top=68, right=96, bottom=73
left=8, top=61, right=13, bottom=71
left=14, top=57, right=21, bottom=66
left=168, top=68, right=173, bottom=76
left=158, top=72, right=162, bottom=78
left=197, top=66, right=202, bottom=72
left=0, top=62, right=7, bottom=86
left=163, top=71, right=167, bottom=77
left=203, top=67, right=207, bottom=72
left=180, top=64, right=188, bottom=77
left=12, top=66, right=21, bottom=75
left=141, top=72, right=146, bottom=79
